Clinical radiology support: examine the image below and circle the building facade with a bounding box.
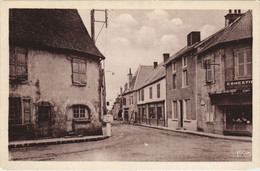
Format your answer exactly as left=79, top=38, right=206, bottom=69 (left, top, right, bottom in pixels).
left=136, top=61, right=166, bottom=127
left=9, top=9, right=105, bottom=141
left=165, top=33, right=200, bottom=131
left=196, top=10, right=252, bottom=136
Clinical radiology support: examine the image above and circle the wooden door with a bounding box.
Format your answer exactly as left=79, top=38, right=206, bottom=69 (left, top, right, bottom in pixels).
left=38, top=106, right=51, bottom=137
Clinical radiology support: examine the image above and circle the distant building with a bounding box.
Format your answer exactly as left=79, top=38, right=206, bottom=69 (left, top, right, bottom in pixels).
left=9, top=9, right=105, bottom=141
left=122, top=66, right=153, bottom=123
left=164, top=33, right=200, bottom=131
left=196, top=10, right=252, bottom=136
left=136, top=60, right=166, bottom=127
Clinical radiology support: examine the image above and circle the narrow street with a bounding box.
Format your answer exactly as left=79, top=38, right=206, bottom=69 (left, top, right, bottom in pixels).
left=9, top=121, right=252, bottom=161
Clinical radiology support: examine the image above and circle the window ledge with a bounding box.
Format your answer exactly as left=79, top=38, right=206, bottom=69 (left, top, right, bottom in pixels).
left=73, top=118, right=91, bottom=123
left=206, top=121, right=214, bottom=125
left=184, top=120, right=191, bottom=122
left=172, top=119, right=178, bottom=121
left=72, top=83, right=87, bottom=87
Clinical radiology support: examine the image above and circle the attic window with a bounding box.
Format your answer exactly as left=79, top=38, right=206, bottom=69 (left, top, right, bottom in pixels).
left=72, top=58, right=87, bottom=86
left=9, top=47, right=28, bottom=82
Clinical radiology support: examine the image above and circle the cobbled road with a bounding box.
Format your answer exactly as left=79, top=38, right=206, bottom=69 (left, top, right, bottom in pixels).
left=9, top=121, right=252, bottom=161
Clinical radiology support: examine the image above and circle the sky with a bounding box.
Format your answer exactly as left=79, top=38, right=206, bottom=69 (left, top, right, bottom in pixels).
left=78, top=9, right=236, bottom=109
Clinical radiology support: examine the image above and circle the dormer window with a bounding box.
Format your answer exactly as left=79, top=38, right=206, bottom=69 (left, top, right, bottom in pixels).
left=172, top=61, right=176, bottom=72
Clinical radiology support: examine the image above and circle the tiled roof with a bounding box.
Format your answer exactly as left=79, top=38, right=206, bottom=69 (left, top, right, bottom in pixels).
left=197, top=10, right=252, bottom=55
left=134, top=65, right=154, bottom=90
left=9, top=9, right=105, bottom=59
left=164, top=43, right=197, bottom=65
left=141, top=62, right=165, bottom=88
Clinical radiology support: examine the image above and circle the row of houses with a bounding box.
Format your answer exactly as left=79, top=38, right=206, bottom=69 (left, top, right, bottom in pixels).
left=9, top=9, right=106, bottom=141
left=113, top=9, right=252, bottom=136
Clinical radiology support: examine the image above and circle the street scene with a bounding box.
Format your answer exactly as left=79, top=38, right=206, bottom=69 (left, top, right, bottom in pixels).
left=7, top=7, right=253, bottom=163
left=9, top=121, right=252, bottom=161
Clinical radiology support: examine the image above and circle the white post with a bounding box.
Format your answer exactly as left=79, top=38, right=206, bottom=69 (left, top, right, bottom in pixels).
left=106, top=122, right=111, bottom=137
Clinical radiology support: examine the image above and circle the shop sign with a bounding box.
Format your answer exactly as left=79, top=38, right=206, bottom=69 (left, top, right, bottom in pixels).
left=225, top=79, right=252, bottom=89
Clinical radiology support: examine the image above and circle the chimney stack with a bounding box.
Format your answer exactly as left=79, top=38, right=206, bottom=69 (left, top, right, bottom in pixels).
left=124, top=83, right=128, bottom=90
left=225, top=9, right=243, bottom=26
left=187, top=31, right=201, bottom=46
left=153, top=62, right=158, bottom=69
left=127, top=68, right=132, bottom=88
left=120, top=86, right=122, bottom=95
left=163, top=53, right=170, bottom=62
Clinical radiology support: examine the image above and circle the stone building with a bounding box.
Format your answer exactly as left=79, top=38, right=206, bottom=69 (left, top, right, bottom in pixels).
left=122, top=66, right=153, bottom=123
left=164, top=33, right=200, bottom=131
left=9, top=9, right=105, bottom=141
left=196, top=10, right=252, bottom=136
left=136, top=60, right=166, bottom=127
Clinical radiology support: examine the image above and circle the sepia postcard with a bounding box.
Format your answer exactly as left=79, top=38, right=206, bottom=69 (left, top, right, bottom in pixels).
left=0, top=1, right=259, bottom=170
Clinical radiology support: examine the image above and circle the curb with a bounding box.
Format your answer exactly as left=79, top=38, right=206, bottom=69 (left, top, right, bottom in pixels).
left=133, top=123, right=252, bottom=142
left=9, top=135, right=109, bottom=148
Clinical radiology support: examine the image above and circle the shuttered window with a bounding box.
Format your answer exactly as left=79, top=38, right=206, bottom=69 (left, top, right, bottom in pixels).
left=9, top=48, right=28, bottom=82
left=72, top=58, right=87, bottom=85
left=9, top=97, right=31, bottom=125
left=236, top=49, right=252, bottom=78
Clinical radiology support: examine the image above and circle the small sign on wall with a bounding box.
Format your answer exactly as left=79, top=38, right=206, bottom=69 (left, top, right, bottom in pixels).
left=103, top=114, right=113, bottom=123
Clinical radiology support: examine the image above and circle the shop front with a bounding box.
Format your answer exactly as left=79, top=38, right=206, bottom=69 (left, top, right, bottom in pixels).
left=210, top=92, right=252, bottom=136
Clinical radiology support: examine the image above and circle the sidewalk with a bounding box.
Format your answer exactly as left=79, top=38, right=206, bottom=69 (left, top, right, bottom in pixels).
left=9, top=135, right=109, bottom=148
left=134, top=123, right=252, bottom=142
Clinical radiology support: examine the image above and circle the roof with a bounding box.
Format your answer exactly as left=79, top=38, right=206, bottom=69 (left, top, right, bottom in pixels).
left=140, top=62, right=165, bottom=88
left=197, top=10, right=252, bottom=55
left=164, top=44, right=197, bottom=65
left=122, top=65, right=153, bottom=95
left=9, top=9, right=105, bottom=59
left=134, top=65, right=154, bottom=90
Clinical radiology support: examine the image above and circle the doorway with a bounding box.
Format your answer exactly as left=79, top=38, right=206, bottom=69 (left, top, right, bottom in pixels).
left=38, top=105, right=51, bottom=137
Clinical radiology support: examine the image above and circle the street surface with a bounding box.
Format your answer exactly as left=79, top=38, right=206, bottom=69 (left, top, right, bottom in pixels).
left=9, top=121, right=252, bottom=161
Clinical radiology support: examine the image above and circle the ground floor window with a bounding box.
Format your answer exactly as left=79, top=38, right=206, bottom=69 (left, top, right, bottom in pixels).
left=149, top=106, right=155, bottom=119
left=172, top=101, right=178, bottom=119
left=9, top=97, right=31, bottom=125
left=73, top=105, right=89, bottom=119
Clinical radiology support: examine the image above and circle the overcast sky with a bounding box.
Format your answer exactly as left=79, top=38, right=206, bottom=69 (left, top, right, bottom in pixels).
left=78, top=9, right=237, bottom=109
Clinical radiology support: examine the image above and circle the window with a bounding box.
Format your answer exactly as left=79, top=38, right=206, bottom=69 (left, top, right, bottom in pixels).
left=73, top=105, right=89, bottom=119
left=182, top=56, right=187, bottom=68
left=157, top=84, right=160, bottom=98
left=123, top=98, right=126, bottom=105
left=9, top=47, right=28, bottom=82
left=130, top=96, right=133, bottom=105
left=205, top=58, right=214, bottom=83
left=183, top=99, right=191, bottom=120
left=236, top=49, right=252, bottom=78
left=138, top=91, right=141, bottom=101
left=149, top=87, right=153, bottom=99
left=206, top=100, right=215, bottom=122
left=149, top=106, right=155, bottom=119
left=173, top=74, right=177, bottom=89
left=172, top=61, right=176, bottom=72
left=182, top=70, right=188, bottom=87
left=9, top=97, right=31, bottom=125
left=72, top=58, right=87, bottom=85
left=141, top=89, right=144, bottom=101
left=172, top=101, right=178, bottom=119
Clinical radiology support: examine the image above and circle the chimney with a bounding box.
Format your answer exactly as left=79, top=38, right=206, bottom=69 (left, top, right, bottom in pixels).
left=124, top=83, right=128, bottom=90
left=187, top=31, right=200, bottom=46
left=120, top=86, right=122, bottom=95
left=153, top=62, right=158, bottom=69
left=163, top=53, right=170, bottom=62
left=127, top=68, right=132, bottom=88
left=225, top=9, right=243, bottom=26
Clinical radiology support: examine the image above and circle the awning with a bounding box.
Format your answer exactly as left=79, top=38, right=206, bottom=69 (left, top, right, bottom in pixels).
left=209, top=93, right=252, bottom=105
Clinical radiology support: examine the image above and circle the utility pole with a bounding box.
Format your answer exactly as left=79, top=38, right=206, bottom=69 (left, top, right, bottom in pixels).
left=90, top=9, right=108, bottom=120
left=90, top=9, right=108, bottom=43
